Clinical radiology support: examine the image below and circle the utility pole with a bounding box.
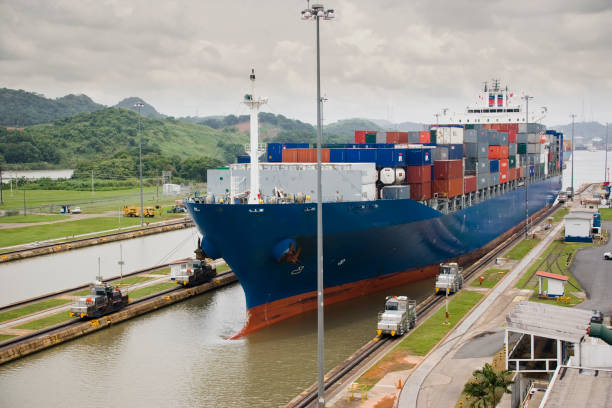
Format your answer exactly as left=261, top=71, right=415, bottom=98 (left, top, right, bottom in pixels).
left=570, top=114, right=576, bottom=200
left=23, top=183, right=26, bottom=216
left=135, top=102, right=145, bottom=226
left=605, top=123, right=609, bottom=183
left=0, top=162, right=3, bottom=205
left=523, top=95, right=533, bottom=238
left=91, top=170, right=94, bottom=195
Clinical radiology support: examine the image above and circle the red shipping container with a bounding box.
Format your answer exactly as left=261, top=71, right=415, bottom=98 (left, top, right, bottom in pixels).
left=500, top=146, right=509, bottom=158
left=556, top=161, right=560, bottom=170
left=355, top=131, right=366, bottom=144
left=433, top=178, right=463, bottom=198
left=322, top=148, right=330, bottom=163
left=548, top=151, right=553, bottom=161
left=386, top=132, right=400, bottom=144
left=408, top=182, right=432, bottom=201
left=418, top=131, right=430, bottom=143
left=518, top=167, right=523, bottom=178
left=509, top=168, right=516, bottom=180
left=434, top=160, right=463, bottom=180
left=488, top=145, right=501, bottom=159
left=508, top=123, right=519, bottom=132
left=282, top=149, right=298, bottom=162
left=406, top=165, right=431, bottom=183
left=500, top=171, right=508, bottom=184
left=483, top=124, right=492, bottom=130
left=499, top=159, right=509, bottom=170
left=464, top=176, right=476, bottom=193
left=398, top=132, right=409, bottom=144
left=508, top=131, right=517, bottom=143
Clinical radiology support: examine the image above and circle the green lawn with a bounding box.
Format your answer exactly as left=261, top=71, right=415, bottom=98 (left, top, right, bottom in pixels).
left=601, top=208, right=612, bottom=221
left=154, top=267, right=171, bottom=275
left=0, top=334, right=16, bottom=342
left=395, top=291, right=484, bottom=356
left=113, top=276, right=154, bottom=286
left=552, top=208, right=569, bottom=223
left=128, top=282, right=176, bottom=299
left=0, top=214, right=70, bottom=223
left=0, top=298, right=72, bottom=323
left=215, top=263, right=230, bottom=273
left=70, top=289, right=91, bottom=297
left=505, top=238, right=541, bottom=260
left=0, top=187, right=177, bottom=214
left=15, top=311, right=77, bottom=330
left=0, top=216, right=144, bottom=248
left=470, top=269, right=509, bottom=289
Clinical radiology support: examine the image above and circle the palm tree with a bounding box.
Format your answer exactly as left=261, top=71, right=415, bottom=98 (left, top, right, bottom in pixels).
left=463, top=363, right=514, bottom=407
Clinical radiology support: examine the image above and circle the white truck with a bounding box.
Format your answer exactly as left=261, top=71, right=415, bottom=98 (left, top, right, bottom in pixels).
left=435, top=262, right=464, bottom=295
left=376, top=296, right=417, bottom=337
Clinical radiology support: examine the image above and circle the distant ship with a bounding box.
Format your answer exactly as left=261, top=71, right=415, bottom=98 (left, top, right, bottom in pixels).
left=185, top=80, right=562, bottom=336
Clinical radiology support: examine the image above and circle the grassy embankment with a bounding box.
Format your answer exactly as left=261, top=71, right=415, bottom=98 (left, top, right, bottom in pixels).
left=0, top=298, right=71, bottom=324
left=15, top=312, right=77, bottom=330
left=357, top=291, right=484, bottom=390
left=600, top=208, right=612, bottom=221
left=0, top=214, right=70, bottom=223
left=505, top=238, right=541, bottom=260
left=514, top=240, right=589, bottom=307
left=128, top=282, right=176, bottom=299
left=470, top=268, right=509, bottom=289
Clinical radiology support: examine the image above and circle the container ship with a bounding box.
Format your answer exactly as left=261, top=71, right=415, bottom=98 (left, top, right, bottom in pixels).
left=185, top=79, right=563, bottom=337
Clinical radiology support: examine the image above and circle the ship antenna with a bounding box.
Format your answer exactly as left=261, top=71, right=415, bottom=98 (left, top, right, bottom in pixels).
left=243, top=68, right=268, bottom=204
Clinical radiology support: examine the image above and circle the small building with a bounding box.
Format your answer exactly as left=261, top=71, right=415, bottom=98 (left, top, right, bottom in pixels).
left=564, top=212, right=593, bottom=242
left=162, top=183, right=182, bottom=195
left=535, top=271, right=568, bottom=298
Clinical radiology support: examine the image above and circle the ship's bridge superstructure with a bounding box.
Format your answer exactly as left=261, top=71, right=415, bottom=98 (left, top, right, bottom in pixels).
left=441, top=80, right=546, bottom=125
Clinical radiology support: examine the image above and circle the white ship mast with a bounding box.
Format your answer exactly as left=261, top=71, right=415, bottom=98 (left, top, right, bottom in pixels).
left=243, top=69, right=268, bottom=204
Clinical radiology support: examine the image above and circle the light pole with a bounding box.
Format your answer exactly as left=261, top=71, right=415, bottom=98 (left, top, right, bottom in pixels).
left=605, top=123, right=608, bottom=183
left=135, top=102, right=145, bottom=226
left=523, top=95, right=532, bottom=238
left=301, top=3, right=334, bottom=407
left=570, top=114, right=576, bottom=200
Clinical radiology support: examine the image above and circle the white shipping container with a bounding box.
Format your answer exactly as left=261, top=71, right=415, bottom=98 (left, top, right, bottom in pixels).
left=449, top=127, right=464, bottom=144
left=527, top=133, right=539, bottom=143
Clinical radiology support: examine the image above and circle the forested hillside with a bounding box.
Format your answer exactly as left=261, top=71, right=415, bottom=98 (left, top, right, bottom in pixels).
left=0, top=88, right=105, bottom=126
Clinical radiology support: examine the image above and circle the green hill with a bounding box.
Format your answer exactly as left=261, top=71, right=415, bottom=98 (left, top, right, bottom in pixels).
left=0, top=107, right=248, bottom=168
left=0, top=88, right=105, bottom=127
left=115, top=97, right=165, bottom=118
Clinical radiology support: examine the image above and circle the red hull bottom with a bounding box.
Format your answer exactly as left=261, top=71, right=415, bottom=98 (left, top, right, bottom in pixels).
left=231, top=207, right=548, bottom=339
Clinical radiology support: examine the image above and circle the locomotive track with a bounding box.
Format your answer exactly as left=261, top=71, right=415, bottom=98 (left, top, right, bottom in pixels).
left=285, top=197, right=568, bottom=408
left=0, top=271, right=235, bottom=357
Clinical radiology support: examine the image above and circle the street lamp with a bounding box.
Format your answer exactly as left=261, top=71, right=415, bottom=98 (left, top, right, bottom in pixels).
left=522, top=95, right=532, bottom=238
left=570, top=114, right=576, bottom=201
left=135, top=102, right=145, bottom=226
left=301, top=2, right=334, bottom=407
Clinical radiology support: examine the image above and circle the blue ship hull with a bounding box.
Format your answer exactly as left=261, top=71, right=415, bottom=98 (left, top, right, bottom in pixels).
left=186, top=175, right=561, bottom=334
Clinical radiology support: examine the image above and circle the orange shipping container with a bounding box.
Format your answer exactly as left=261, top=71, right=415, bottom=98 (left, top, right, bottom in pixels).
left=499, top=159, right=509, bottom=170
left=500, top=171, right=508, bottom=184
left=488, top=145, right=501, bottom=159
left=386, top=132, right=400, bottom=143
left=408, top=182, right=432, bottom=201
left=464, top=176, right=477, bottom=193
left=282, top=148, right=298, bottom=162
left=418, top=131, right=430, bottom=144
left=433, top=178, right=463, bottom=198
left=500, top=145, right=509, bottom=158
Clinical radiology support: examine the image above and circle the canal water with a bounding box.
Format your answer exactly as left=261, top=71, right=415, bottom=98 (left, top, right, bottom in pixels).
left=1, top=169, right=74, bottom=181
left=0, top=151, right=607, bottom=407
left=0, top=228, right=200, bottom=306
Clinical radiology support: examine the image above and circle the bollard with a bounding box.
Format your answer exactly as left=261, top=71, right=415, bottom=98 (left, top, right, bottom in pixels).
left=479, top=276, right=484, bottom=285
left=397, top=378, right=402, bottom=389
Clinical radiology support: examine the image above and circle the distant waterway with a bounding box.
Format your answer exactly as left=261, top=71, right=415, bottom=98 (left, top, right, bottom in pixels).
left=1, top=169, right=74, bottom=181
left=562, top=149, right=610, bottom=189
left=0, top=228, right=200, bottom=306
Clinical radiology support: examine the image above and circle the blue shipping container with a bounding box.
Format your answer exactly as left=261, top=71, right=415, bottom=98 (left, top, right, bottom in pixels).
left=394, top=149, right=407, bottom=166
left=489, top=159, right=499, bottom=173
left=359, top=149, right=377, bottom=163
left=283, top=143, right=309, bottom=149
left=446, top=144, right=463, bottom=160
left=346, top=148, right=360, bottom=162
left=266, top=143, right=282, bottom=162
left=529, top=165, right=535, bottom=176
left=237, top=155, right=250, bottom=164
left=406, top=148, right=432, bottom=166
left=330, top=149, right=346, bottom=163
left=376, top=148, right=394, bottom=167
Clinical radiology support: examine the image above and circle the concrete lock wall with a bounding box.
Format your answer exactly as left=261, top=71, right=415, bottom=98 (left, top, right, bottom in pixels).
left=580, top=342, right=612, bottom=368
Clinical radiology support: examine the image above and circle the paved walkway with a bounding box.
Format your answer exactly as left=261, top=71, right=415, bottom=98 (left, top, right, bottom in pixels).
left=397, top=221, right=564, bottom=407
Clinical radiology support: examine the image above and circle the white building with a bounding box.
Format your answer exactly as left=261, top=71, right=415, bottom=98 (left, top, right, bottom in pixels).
left=535, top=271, right=568, bottom=298
left=564, top=212, right=592, bottom=242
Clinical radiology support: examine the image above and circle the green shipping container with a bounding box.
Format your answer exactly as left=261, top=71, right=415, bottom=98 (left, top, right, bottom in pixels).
left=508, top=155, right=516, bottom=168
left=429, top=129, right=437, bottom=144
left=517, top=143, right=527, bottom=154
left=539, top=163, right=545, bottom=174
left=365, top=133, right=377, bottom=143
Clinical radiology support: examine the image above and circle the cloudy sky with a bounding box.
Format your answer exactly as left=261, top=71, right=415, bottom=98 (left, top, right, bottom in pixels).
left=1, top=0, right=611, bottom=126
